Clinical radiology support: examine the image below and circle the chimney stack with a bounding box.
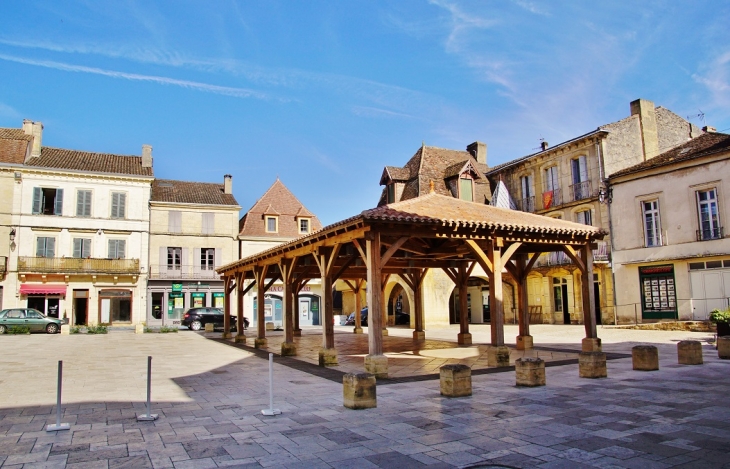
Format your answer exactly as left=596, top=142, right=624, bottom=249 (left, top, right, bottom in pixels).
left=22, top=119, right=43, bottom=160
left=630, top=99, right=659, bottom=161
left=142, top=144, right=153, bottom=168
left=224, top=174, right=232, bottom=194
left=466, top=141, right=487, bottom=165
left=541, top=140, right=549, bottom=151
left=703, top=126, right=716, bottom=133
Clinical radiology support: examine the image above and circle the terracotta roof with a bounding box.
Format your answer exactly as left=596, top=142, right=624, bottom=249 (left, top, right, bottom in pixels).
left=380, top=166, right=410, bottom=184
left=0, top=128, right=31, bottom=164
left=443, top=160, right=481, bottom=179
left=25, top=146, right=154, bottom=176
left=152, top=179, right=239, bottom=206
left=239, top=179, right=322, bottom=238
left=609, top=132, right=730, bottom=179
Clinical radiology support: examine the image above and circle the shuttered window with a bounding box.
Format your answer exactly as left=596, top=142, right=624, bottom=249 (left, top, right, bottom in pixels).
left=202, top=212, right=214, bottom=234
left=73, top=238, right=92, bottom=258
left=76, top=190, right=92, bottom=217
left=110, top=192, right=126, bottom=219
left=108, top=240, right=126, bottom=259
left=32, top=187, right=63, bottom=215
left=168, top=211, right=182, bottom=233
left=36, top=237, right=55, bottom=257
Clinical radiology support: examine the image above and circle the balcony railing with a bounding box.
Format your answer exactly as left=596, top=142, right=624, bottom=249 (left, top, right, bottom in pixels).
left=534, top=242, right=609, bottom=267
left=697, top=227, right=724, bottom=241
left=541, top=188, right=562, bottom=210
left=518, top=196, right=536, bottom=213
left=593, top=242, right=609, bottom=262
left=149, top=264, right=220, bottom=280
left=570, top=181, right=593, bottom=201
left=18, top=257, right=140, bottom=274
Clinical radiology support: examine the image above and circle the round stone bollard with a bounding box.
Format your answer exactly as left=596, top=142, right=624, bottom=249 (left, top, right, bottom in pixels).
left=632, top=345, right=659, bottom=371
left=718, top=337, right=730, bottom=359
left=677, top=340, right=703, bottom=365
left=439, top=364, right=472, bottom=397
left=515, top=357, right=545, bottom=387
left=343, top=373, right=376, bottom=409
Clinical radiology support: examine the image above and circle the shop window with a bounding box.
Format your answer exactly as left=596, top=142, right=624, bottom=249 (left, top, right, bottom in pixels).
left=697, top=188, right=722, bottom=240
left=36, top=237, right=55, bottom=257
left=642, top=200, right=662, bottom=247
left=266, top=216, right=278, bottom=233
left=639, top=265, right=677, bottom=320
left=32, top=187, right=63, bottom=215
left=76, top=190, right=92, bottom=217
left=108, top=239, right=126, bottom=259
left=168, top=210, right=182, bottom=233
left=201, top=248, right=215, bottom=270
left=72, top=238, right=92, bottom=258
left=110, top=192, right=126, bottom=219
left=168, top=247, right=182, bottom=270
left=299, top=218, right=310, bottom=234
left=99, top=290, right=132, bottom=323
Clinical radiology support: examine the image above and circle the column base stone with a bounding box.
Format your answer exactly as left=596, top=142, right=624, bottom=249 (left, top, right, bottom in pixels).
left=579, top=351, right=607, bottom=378
left=718, top=337, right=730, bottom=359
left=319, top=348, right=338, bottom=367
left=440, top=364, right=472, bottom=397
left=254, top=338, right=267, bottom=349
left=582, top=337, right=602, bottom=352
left=353, top=327, right=363, bottom=334
left=516, top=357, right=545, bottom=387
left=413, top=330, right=425, bottom=340
left=516, top=335, right=533, bottom=350
left=234, top=334, right=246, bottom=344
left=381, top=328, right=388, bottom=336
left=364, top=354, right=388, bottom=379
left=281, top=342, right=297, bottom=356
left=343, top=373, right=376, bottom=409
left=487, top=345, right=511, bottom=367
left=293, top=329, right=302, bottom=337
left=221, top=332, right=232, bottom=339
left=457, top=332, right=472, bottom=346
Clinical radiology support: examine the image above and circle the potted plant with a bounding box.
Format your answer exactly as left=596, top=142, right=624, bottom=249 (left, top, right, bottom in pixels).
left=709, top=309, right=730, bottom=337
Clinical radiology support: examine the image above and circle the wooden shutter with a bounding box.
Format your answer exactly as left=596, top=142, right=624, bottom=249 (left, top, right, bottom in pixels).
left=118, top=240, right=126, bottom=259
left=111, top=193, right=119, bottom=218
left=47, top=237, right=55, bottom=257
left=193, top=248, right=201, bottom=276
left=108, top=240, right=115, bottom=258
left=214, top=248, right=222, bottom=269
left=118, top=193, right=126, bottom=219
left=32, top=187, right=42, bottom=214
left=54, top=189, right=64, bottom=215
left=159, top=247, right=167, bottom=271
left=168, top=211, right=181, bottom=232
left=182, top=247, right=189, bottom=276
left=73, top=239, right=82, bottom=258
left=77, top=190, right=91, bottom=217
left=83, top=238, right=91, bottom=257
left=36, top=237, right=45, bottom=257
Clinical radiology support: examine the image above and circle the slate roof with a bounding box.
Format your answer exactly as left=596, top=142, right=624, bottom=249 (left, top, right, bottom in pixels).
left=26, top=147, right=154, bottom=177
left=152, top=179, right=239, bottom=206
left=0, top=128, right=31, bottom=164
left=609, top=132, right=730, bottom=179
left=239, top=179, right=322, bottom=238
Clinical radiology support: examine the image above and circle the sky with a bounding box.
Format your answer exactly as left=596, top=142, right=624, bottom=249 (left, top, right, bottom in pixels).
left=1, top=1, right=728, bottom=226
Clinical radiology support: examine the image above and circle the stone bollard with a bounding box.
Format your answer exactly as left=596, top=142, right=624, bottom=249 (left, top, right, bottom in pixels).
left=487, top=346, right=511, bottom=367
left=60, top=324, right=70, bottom=335
left=632, top=345, right=659, bottom=371
left=343, top=373, right=376, bottom=409
left=515, top=358, right=545, bottom=387
left=135, top=324, right=144, bottom=334
left=204, top=323, right=215, bottom=332
left=677, top=341, right=703, bottom=365
left=579, top=352, right=607, bottom=378
left=439, top=364, right=472, bottom=397
left=718, top=337, right=730, bottom=359
left=265, top=322, right=275, bottom=331
left=281, top=342, right=297, bottom=356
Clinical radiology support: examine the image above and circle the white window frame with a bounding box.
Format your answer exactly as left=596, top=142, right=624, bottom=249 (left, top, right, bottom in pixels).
left=266, top=216, right=278, bottom=233
left=642, top=200, right=662, bottom=247
left=76, top=189, right=92, bottom=217
left=167, top=247, right=182, bottom=270
left=201, top=248, right=215, bottom=270
left=696, top=188, right=721, bottom=240
left=110, top=192, right=127, bottom=219
left=73, top=238, right=92, bottom=258
left=108, top=239, right=126, bottom=259
left=299, top=218, right=310, bottom=234
left=36, top=236, right=56, bottom=257
left=576, top=209, right=592, bottom=226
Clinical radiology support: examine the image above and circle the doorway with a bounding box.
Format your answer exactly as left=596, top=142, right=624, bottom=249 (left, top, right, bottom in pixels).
left=553, top=278, right=570, bottom=324
left=73, top=290, right=88, bottom=325
left=594, top=275, right=602, bottom=326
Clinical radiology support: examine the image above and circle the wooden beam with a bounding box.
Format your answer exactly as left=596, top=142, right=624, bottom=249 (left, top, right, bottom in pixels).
left=464, top=239, right=493, bottom=274
left=351, top=239, right=367, bottom=263
left=501, top=241, right=523, bottom=265
left=562, top=245, right=585, bottom=273
left=381, top=236, right=409, bottom=266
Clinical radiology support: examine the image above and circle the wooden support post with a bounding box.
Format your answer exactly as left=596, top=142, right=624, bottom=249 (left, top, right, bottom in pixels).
left=315, top=248, right=338, bottom=366
left=222, top=276, right=232, bottom=339
left=254, top=265, right=268, bottom=349
left=279, top=259, right=298, bottom=356
left=580, top=244, right=600, bottom=352
left=457, top=263, right=472, bottom=346
left=403, top=268, right=426, bottom=341
left=488, top=238, right=510, bottom=367
left=365, top=232, right=387, bottom=378
left=515, top=254, right=532, bottom=350
left=235, top=273, right=245, bottom=343
left=354, top=279, right=363, bottom=333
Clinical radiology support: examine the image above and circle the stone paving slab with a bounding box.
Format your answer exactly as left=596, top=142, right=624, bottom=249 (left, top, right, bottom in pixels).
left=1, top=326, right=729, bottom=468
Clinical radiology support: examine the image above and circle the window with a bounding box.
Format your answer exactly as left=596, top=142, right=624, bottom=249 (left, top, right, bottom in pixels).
left=459, top=176, right=474, bottom=202
left=387, top=184, right=395, bottom=204
left=543, top=166, right=560, bottom=209
left=110, top=192, right=126, bottom=219
left=642, top=200, right=662, bottom=247
left=108, top=240, right=126, bottom=259
left=32, top=187, right=63, bottom=215
left=519, top=175, right=534, bottom=212
left=73, top=238, right=92, bottom=258
left=168, top=211, right=182, bottom=233
left=266, top=216, right=278, bottom=233
left=36, top=237, right=55, bottom=257
left=202, top=212, right=215, bottom=234
left=576, top=210, right=592, bottom=226
left=697, top=188, right=722, bottom=240
left=571, top=156, right=590, bottom=200
left=201, top=248, right=215, bottom=270
left=167, top=247, right=182, bottom=270
left=76, top=190, right=92, bottom=217
left=299, top=218, right=310, bottom=234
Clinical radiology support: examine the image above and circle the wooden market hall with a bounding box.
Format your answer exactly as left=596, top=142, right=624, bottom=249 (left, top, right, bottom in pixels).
left=216, top=192, right=608, bottom=378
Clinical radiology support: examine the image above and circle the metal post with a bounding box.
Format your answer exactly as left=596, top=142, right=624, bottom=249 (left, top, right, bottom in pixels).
left=46, top=361, right=70, bottom=431
left=634, top=303, right=638, bottom=325
left=261, top=353, right=281, bottom=416
left=137, top=356, right=158, bottom=421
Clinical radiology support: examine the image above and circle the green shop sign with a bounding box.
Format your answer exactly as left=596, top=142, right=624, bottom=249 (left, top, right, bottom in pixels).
left=191, top=292, right=205, bottom=298
left=169, top=292, right=183, bottom=298
left=212, top=292, right=225, bottom=298
left=172, top=283, right=183, bottom=292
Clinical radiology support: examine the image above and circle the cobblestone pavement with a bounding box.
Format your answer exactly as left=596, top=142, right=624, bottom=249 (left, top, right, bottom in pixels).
left=1, top=326, right=729, bottom=468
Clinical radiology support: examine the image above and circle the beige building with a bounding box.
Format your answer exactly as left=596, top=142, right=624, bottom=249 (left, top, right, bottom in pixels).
left=609, top=131, right=730, bottom=323
left=147, top=177, right=241, bottom=327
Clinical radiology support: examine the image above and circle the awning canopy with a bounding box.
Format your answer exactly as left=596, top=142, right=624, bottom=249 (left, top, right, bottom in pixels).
left=19, top=284, right=67, bottom=295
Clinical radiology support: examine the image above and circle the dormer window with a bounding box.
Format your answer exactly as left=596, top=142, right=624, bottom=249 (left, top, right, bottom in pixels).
left=459, top=175, right=473, bottom=202
left=387, top=184, right=396, bottom=204
left=266, top=216, right=278, bottom=233
left=299, top=218, right=310, bottom=234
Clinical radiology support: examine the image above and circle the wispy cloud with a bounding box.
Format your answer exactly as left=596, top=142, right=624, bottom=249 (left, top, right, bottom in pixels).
left=512, top=0, right=550, bottom=17
left=0, top=101, right=20, bottom=119
left=693, top=51, right=730, bottom=108
left=0, top=53, right=272, bottom=100
left=351, top=106, right=418, bottom=120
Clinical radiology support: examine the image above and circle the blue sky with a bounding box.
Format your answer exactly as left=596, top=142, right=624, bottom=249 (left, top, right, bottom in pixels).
left=1, top=1, right=728, bottom=225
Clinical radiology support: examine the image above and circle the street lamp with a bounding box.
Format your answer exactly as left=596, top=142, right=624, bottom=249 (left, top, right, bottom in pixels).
left=9, top=228, right=16, bottom=251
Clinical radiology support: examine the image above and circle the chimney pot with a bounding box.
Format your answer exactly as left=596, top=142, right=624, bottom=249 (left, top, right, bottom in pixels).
left=142, top=144, right=153, bottom=168
left=224, top=174, right=232, bottom=194
left=703, top=126, right=716, bottom=133
left=22, top=120, right=43, bottom=160
left=630, top=99, right=659, bottom=161
left=541, top=141, right=549, bottom=151
left=466, top=141, right=487, bottom=165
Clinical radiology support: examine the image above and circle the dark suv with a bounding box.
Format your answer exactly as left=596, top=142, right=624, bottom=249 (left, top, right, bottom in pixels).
left=181, top=307, right=243, bottom=331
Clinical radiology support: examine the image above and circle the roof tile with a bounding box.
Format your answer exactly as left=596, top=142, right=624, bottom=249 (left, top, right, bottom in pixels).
left=152, top=179, right=239, bottom=206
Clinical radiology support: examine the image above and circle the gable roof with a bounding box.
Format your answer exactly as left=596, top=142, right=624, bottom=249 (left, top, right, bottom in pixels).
left=0, top=128, right=32, bottom=164
left=25, top=146, right=153, bottom=177
left=152, top=179, right=239, bottom=206
left=610, top=132, right=730, bottom=179
left=239, top=179, right=322, bottom=238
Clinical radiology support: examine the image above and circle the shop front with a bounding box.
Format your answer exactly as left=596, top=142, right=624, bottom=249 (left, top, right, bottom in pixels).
left=20, top=284, right=66, bottom=319
left=147, top=280, right=225, bottom=327
left=639, top=265, right=677, bottom=320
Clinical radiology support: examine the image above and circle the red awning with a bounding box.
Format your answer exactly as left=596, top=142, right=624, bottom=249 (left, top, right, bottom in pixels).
left=19, top=284, right=67, bottom=295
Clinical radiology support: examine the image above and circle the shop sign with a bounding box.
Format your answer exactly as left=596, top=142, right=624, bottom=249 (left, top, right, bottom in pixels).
left=172, top=283, right=183, bottom=292
left=169, top=292, right=183, bottom=298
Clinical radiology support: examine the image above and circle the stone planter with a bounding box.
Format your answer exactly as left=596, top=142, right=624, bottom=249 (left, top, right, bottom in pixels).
left=718, top=337, right=730, bottom=359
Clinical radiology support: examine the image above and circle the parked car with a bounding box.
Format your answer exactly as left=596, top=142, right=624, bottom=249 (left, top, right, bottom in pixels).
left=0, top=308, right=62, bottom=334
left=344, top=307, right=410, bottom=326
left=181, top=307, right=241, bottom=331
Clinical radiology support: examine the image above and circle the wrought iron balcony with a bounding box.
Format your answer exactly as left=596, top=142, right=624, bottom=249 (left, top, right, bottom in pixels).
left=534, top=243, right=609, bottom=267
left=541, top=188, right=562, bottom=210
left=518, top=196, right=536, bottom=213
left=149, top=264, right=220, bottom=280
left=18, top=257, right=140, bottom=274
left=570, top=181, right=593, bottom=201
left=697, top=226, right=724, bottom=241
left=593, top=242, right=609, bottom=262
